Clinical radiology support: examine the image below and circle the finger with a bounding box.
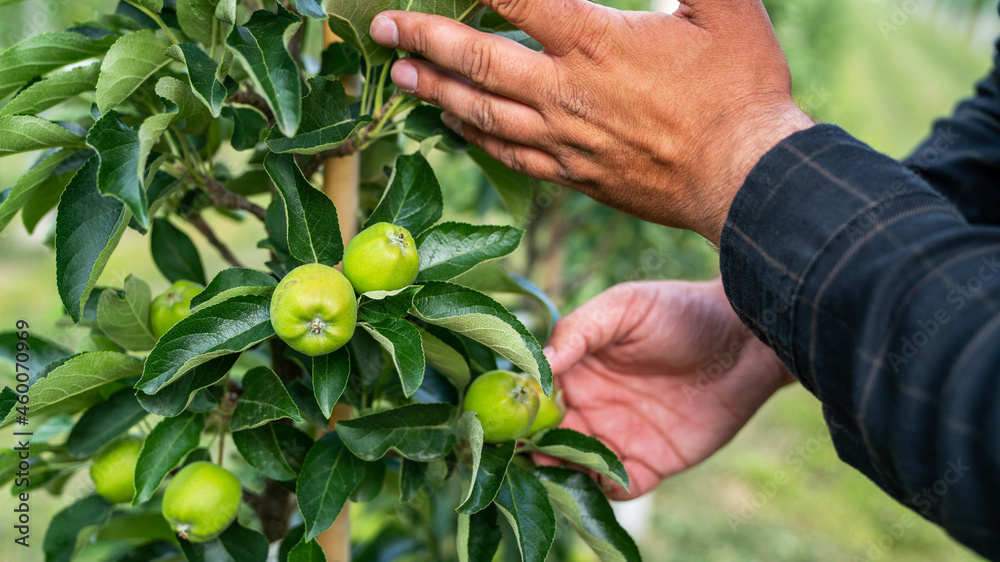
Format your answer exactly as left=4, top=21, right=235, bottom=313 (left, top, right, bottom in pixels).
left=543, top=285, right=636, bottom=374
left=441, top=111, right=566, bottom=183
left=391, top=60, right=549, bottom=146
left=370, top=12, right=549, bottom=103
left=477, top=0, right=602, bottom=55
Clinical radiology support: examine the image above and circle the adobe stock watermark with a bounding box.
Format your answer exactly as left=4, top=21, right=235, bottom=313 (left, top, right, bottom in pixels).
left=878, top=0, right=930, bottom=40
left=853, top=458, right=969, bottom=561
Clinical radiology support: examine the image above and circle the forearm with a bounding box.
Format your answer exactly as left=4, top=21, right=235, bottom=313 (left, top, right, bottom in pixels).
left=720, top=124, right=1000, bottom=558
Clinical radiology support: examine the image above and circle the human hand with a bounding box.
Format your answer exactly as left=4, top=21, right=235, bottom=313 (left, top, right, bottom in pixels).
left=539, top=279, right=793, bottom=500
left=369, top=1, right=814, bottom=243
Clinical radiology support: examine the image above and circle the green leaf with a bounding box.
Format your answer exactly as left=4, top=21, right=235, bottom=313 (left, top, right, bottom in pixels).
left=225, top=105, right=269, bottom=150
left=227, top=6, right=302, bottom=136
left=457, top=505, right=502, bottom=562
left=266, top=76, right=371, bottom=155
left=356, top=285, right=420, bottom=323
left=136, top=354, right=238, bottom=416
left=398, top=458, right=426, bottom=502
left=312, top=347, right=350, bottom=418
left=132, top=412, right=206, bottom=505
left=97, top=274, right=158, bottom=351
left=534, top=467, right=642, bottom=562
left=232, top=422, right=301, bottom=481
left=403, top=105, right=466, bottom=151
left=215, top=0, right=237, bottom=24
left=0, top=62, right=100, bottom=117
left=416, top=222, right=523, bottom=282
left=326, top=0, right=482, bottom=67
left=336, top=403, right=456, bottom=461
left=177, top=0, right=227, bottom=46
left=263, top=152, right=343, bottom=266
left=150, top=216, right=207, bottom=285
left=296, top=0, right=327, bottom=19
left=288, top=536, right=327, bottom=562
left=129, top=0, right=164, bottom=13
left=320, top=42, right=360, bottom=77
left=191, top=267, right=277, bottom=312
left=494, top=464, right=557, bottom=562
left=360, top=318, right=424, bottom=397
left=452, top=263, right=561, bottom=336
left=0, top=387, right=17, bottom=422
left=525, top=428, right=629, bottom=490
left=86, top=111, right=150, bottom=229
left=66, top=388, right=147, bottom=457
left=0, top=148, right=76, bottom=233
left=96, top=29, right=172, bottom=113
left=468, top=146, right=533, bottom=224
left=43, top=495, right=113, bottom=562
left=21, top=150, right=91, bottom=234
left=0, top=351, right=142, bottom=426
left=173, top=43, right=228, bottom=117
left=137, top=295, right=275, bottom=394
left=415, top=324, right=470, bottom=388
left=180, top=522, right=270, bottom=562
left=0, top=331, right=72, bottom=384
left=457, top=412, right=513, bottom=514
left=351, top=459, right=386, bottom=502
left=0, top=116, right=83, bottom=156
left=231, top=366, right=302, bottom=430
left=0, top=31, right=116, bottom=99
left=297, top=432, right=365, bottom=541
left=410, top=281, right=552, bottom=394
left=364, top=152, right=442, bottom=238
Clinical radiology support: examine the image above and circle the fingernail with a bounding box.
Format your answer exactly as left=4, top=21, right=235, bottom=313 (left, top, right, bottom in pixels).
left=370, top=16, right=399, bottom=47
left=440, top=112, right=462, bottom=134
left=391, top=62, right=418, bottom=92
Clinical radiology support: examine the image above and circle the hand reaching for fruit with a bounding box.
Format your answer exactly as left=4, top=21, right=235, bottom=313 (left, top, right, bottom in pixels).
left=540, top=279, right=794, bottom=500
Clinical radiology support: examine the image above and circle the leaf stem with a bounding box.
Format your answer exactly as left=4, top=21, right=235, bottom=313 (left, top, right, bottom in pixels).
left=128, top=1, right=180, bottom=44
left=360, top=62, right=374, bottom=116
left=373, top=62, right=392, bottom=116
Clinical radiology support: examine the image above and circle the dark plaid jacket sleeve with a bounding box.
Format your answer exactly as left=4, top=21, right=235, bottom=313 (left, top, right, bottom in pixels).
left=718, top=120, right=1000, bottom=557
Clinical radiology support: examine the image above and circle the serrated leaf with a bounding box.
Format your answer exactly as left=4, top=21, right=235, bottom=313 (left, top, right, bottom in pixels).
left=137, top=295, right=275, bottom=394
left=232, top=422, right=299, bottom=481
left=231, top=366, right=302, bottom=430
left=312, top=347, right=350, bottom=418
left=43, top=495, right=113, bottom=562
left=66, top=388, right=147, bottom=457
left=86, top=110, right=150, bottom=229
left=227, top=6, right=302, bottom=136
left=0, top=148, right=76, bottom=233
left=325, top=0, right=481, bottom=67
left=96, top=29, right=172, bottom=113
left=0, top=387, right=17, bottom=422
left=360, top=318, right=424, bottom=397
left=468, top=146, right=533, bottom=224
left=415, top=324, right=469, bottom=388
left=351, top=459, right=385, bottom=502
left=457, top=412, right=513, bottom=514
left=215, top=0, right=236, bottom=23
left=266, top=76, right=370, bottom=154
left=0, top=332, right=72, bottom=385
left=225, top=105, right=269, bottom=150
left=525, top=428, right=629, bottom=490
left=129, top=0, right=164, bottom=12
left=457, top=505, right=502, bottom=562
left=173, top=43, right=228, bottom=117
left=191, top=267, right=277, bottom=312
left=403, top=105, right=466, bottom=151
left=21, top=149, right=92, bottom=234
left=132, top=412, right=206, bottom=505
left=97, top=274, right=158, bottom=351
left=319, top=42, right=360, bottom=77
left=136, top=354, right=238, bottom=416
left=364, top=152, right=442, bottom=238
left=0, top=31, right=115, bottom=99
left=296, top=0, right=327, bottom=19
left=297, top=432, right=365, bottom=540
left=356, top=285, right=420, bottom=322
left=179, top=521, right=270, bottom=562
left=494, top=464, right=557, bottom=562
left=0, top=351, right=142, bottom=426
left=410, top=282, right=552, bottom=394
left=0, top=116, right=84, bottom=156
left=398, top=458, right=426, bottom=502
left=263, top=151, right=343, bottom=265
left=416, top=222, right=523, bottom=282
left=177, top=0, right=227, bottom=46
left=150, top=216, right=207, bottom=285
left=451, top=263, right=561, bottom=337
left=534, top=467, right=642, bottom=562
left=0, top=62, right=100, bottom=117
left=336, top=403, right=456, bottom=461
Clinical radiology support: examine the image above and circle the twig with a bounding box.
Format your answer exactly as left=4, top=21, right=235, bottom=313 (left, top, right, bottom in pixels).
left=197, top=173, right=268, bottom=222
left=229, top=84, right=276, bottom=126
left=189, top=215, right=245, bottom=268
left=300, top=137, right=360, bottom=177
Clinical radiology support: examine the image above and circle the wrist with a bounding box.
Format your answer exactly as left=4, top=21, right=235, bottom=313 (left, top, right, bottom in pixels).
left=696, top=99, right=814, bottom=244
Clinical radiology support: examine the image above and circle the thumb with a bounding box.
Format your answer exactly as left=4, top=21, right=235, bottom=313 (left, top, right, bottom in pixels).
left=544, top=285, right=638, bottom=375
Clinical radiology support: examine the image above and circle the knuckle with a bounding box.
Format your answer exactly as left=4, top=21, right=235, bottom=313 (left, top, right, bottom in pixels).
left=461, top=40, right=496, bottom=86
left=410, top=23, right=431, bottom=55
left=490, top=0, right=530, bottom=25
left=495, top=144, right=525, bottom=173
left=470, top=96, right=499, bottom=134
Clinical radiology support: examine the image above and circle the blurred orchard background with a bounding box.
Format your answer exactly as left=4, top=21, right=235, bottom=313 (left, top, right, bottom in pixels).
left=1, top=0, right=997, bottom=560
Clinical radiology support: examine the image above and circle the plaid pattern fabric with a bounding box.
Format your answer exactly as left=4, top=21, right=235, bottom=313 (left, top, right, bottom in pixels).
left=718, top=35, right=1000, bottom=559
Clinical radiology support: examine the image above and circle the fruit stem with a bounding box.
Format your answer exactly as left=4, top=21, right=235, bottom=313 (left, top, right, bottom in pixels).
left=176, top=523, right=191, bottom=541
